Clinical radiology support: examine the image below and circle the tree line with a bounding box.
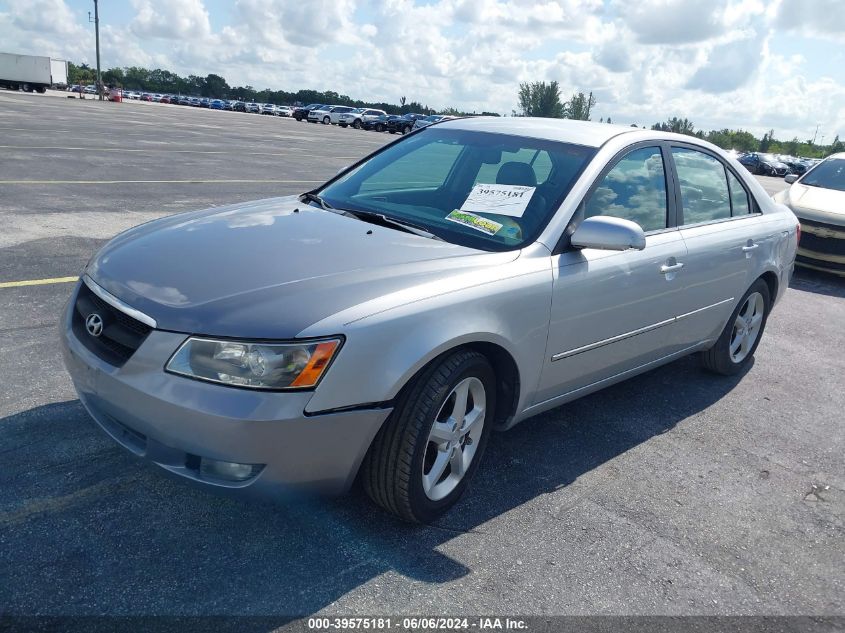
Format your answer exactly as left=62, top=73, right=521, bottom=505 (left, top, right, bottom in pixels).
left=517, top=81, right=841, bottom=159
left=66, top=62, right=497, bottom=117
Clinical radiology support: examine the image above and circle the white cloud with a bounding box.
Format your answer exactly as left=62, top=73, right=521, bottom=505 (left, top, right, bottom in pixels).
left=0, top=0, right=841, bottom=141
left=773, top=0, right=845, bottom=41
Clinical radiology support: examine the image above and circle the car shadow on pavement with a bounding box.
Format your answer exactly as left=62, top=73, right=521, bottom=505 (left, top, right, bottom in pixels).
left=790, top=267, right=845, bottom=298
left=0, top=354, right=749, bottom=617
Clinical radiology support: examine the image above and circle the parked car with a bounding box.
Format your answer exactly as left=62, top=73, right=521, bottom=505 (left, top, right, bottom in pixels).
left=308, top=105, right=337, bottom=124
left=362, top=113, right=392, bottom=132
left=209, top=99, right=225, bottom=110
left=245, top=102, right=260, bottom=113
left=323, top=105, right=356, bottom=124
left=140, top=93, right=152, bottom=102
left=293, top=103, right=324, bottom=121
left=777, top=155, right=812, bottom=176
left=413, top=114, right=455, bottom=130
left=737, top=152, right=789, bottom=176
left=231, top=101, right=246, bottom=112
left=338, top=108, right=387, bottom=129
left=61, top=118, right=798, bottom=523
left=159, top=95, right=171, bottom=104
left=387, top=113, right=426, bottom=134
left=276, top=105, right=293, bottom=117
left=773, top=152, right=845, bottom=276
left=261, top=103, right=276, bottom=115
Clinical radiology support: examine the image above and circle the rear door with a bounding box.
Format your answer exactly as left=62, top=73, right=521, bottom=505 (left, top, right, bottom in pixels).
left=535, top=144, right=689, bottom=405
left=668, top=145, right=767, bottom=346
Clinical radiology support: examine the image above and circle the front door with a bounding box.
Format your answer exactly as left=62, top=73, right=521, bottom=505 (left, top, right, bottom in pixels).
left=534, top=145, right=689, bottom=406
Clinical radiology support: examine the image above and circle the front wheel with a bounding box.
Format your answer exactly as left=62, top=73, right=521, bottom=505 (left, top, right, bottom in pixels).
left=701, top=279, right=770, bottom=375
left=362, top=350, right=496, bottom=523
left=375, top=123, right=384, bottom=132
left=323, top=116, right=330, bottom=125
left=352, top=119, right=362, bottom=129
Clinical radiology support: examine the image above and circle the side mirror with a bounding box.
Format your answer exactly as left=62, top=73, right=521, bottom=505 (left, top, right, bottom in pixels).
left=570, top=216, right=646, bottom=251
left=784, top=174, right=798, bottom=184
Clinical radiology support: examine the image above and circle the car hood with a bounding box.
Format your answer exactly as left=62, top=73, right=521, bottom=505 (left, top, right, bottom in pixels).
left=87, top=196, right=516, bottom=338
left=778, top=183, right=845, bottom=224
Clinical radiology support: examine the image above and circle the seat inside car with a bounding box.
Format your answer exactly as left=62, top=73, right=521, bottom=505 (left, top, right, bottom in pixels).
left=495, top=161, right=547, bottom=218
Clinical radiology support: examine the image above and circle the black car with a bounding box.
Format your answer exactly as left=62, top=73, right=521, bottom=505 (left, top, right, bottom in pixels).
left=737, top=152, right=789, bottom=176
left=293, top=103, right=325, bottom=122
left=362, top=114, right=392, bottom=132
left=231, top=101, right=246, bottom=112
left=777, top=155, right=811, bottom=175
left=386, top=113, right=426, bottom=134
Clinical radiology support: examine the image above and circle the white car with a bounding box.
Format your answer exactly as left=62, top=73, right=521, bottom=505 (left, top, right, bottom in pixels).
left=774, top=152, right=845, bottom=276
left=275, top=105, right=293, bottom=117
left=338, top=108, right=387, bottom=129
left=261, top=104, right=276, bottom=115
left=308, top=105, right=338, bottom=124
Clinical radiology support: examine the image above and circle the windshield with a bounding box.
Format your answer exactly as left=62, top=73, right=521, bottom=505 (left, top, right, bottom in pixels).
left=318, top=127, right=596, bottom=251
left=800, top=158, right=845, bottom=192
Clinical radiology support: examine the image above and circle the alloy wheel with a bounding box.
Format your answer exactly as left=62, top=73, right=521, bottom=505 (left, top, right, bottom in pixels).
left=422, top=376, right=486, bottom=501
left=729, top=292, right=765, bottom=363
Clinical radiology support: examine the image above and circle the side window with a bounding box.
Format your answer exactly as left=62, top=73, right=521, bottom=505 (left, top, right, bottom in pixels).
left=727, top=170, right=751, bottom=216
left=584, top=146, right=668, bottom=232
left=672, top=148, right=731, bottom=224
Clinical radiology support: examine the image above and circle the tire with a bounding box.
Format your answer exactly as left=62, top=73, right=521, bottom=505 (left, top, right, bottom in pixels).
left=403, top=125, right=412, bottom=135
left=323, top=116, right=330, bottom=125
left=375, top=123, right=384, bottom=132
left=701, top=279, right=771, bottom=375
left=353, top=119, right=362, bottom=129
left=339, top=123, right=347, bottom=128
left=363, top=349, right=496, bottom=523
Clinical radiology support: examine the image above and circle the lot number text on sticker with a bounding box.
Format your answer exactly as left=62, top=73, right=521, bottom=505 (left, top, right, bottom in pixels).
left=459, top=183, right=535, bottom=217
left=445, top=210, right=504, bottom=235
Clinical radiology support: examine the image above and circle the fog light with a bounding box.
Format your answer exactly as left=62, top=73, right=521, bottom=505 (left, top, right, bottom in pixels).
left=199, top=458, right=262, bottom=482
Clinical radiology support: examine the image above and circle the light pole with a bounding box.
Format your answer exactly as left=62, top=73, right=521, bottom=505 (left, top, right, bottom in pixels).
left=89, top=0, right=102, bottom=100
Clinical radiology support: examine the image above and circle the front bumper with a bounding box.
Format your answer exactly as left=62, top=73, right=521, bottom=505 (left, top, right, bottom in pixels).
left=60, top=285, right=391, bottom=498
left=796, top=217, right=845, bottom=277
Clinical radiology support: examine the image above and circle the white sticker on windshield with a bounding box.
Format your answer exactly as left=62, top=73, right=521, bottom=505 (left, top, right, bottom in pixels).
left=459, top=183, right=536, bottom=217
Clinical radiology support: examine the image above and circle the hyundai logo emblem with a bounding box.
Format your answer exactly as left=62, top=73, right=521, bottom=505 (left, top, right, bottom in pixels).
left=85, top=313, right=104, bottom=337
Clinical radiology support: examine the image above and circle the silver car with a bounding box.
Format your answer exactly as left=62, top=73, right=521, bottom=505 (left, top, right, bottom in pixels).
left=61, top=118, right=799, bottom=522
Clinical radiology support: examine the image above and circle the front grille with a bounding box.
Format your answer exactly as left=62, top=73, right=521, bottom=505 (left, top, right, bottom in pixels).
left=72, top=282, right=153, bottom=367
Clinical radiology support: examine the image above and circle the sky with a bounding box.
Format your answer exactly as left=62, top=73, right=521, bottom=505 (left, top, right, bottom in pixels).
left=1, top=0, right=844, bottom=141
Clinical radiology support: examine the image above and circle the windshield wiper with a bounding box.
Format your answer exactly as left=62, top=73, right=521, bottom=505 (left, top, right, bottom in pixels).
left=342, top=209, right=444, bottom=241
left=300, top=191, right=335, bottom=210
left=301, top=192, right=442, bottom=240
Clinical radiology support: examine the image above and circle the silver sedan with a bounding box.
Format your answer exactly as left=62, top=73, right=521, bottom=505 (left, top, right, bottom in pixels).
left=61, top=118, right=799, bottom=522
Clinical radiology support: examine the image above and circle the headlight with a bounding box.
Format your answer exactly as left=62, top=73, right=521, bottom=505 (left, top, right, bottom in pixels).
left=166, top=337, right=342, bottom=390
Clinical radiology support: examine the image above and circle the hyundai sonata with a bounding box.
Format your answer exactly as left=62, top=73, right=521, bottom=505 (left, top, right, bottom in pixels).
left=61, top=118, right=799, bottom=522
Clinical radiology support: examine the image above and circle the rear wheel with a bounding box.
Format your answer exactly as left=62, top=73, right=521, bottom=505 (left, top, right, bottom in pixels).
left=363, top=349, right=495, bottom=523
left=701, top=279, right=770, bottom=375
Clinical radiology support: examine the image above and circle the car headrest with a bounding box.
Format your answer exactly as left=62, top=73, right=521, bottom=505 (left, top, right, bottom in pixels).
left=495, top=162, right=537, bottom=187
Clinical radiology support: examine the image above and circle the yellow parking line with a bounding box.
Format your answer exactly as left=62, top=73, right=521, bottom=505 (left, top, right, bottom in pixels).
left=0, top=276, right=79, bottom=289
left=0, top=179, right=322, bottom=185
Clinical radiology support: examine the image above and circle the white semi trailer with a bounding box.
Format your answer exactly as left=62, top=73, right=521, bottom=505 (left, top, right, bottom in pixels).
left=0, top=52, right=67, bottom=93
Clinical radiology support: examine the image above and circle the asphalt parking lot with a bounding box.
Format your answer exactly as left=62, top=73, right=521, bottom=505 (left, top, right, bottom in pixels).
left=0, top=91, right=842, bottom=621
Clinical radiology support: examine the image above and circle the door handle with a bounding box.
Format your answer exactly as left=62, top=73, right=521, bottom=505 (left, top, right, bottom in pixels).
left=742, top=244, right=759, bottom=252
left=660, top=262, right=684, bottom=274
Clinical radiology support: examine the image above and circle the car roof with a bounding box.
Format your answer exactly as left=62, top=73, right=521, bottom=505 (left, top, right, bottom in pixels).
left=825, top=152, right=845, bottom=160
left=437, top=116, right=641, bottom=148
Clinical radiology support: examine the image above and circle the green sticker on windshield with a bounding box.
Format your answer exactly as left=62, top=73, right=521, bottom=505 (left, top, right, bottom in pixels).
left=445, top=210, right=503, bottom=235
